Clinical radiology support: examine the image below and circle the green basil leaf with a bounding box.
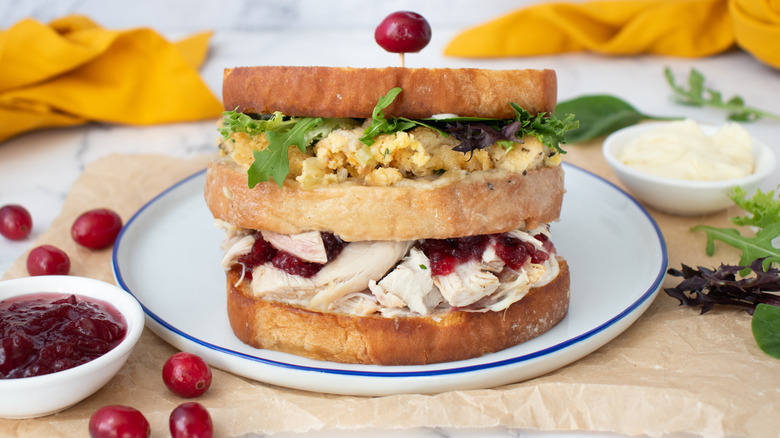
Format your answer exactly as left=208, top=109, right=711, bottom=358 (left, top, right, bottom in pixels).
left=554, top=95, right=663, bottom=143
left=752, top=303, right=780, bottom=359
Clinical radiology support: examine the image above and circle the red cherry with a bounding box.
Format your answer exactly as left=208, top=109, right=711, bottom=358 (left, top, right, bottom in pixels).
left=89, top=405, right=150, bottom=438
left=169, top=402, right=214, bottom=438
left=0, top=204, right=33, bottom=240
left=375, top=11, right=432, bottom=53
left=71, top=208, right=123, bottom=249
left=163, top=352, right=213, bottom=398
left=26, top=245, right=70, bottom=276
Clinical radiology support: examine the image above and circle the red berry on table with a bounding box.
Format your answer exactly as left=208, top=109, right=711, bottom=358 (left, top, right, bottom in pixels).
left=26, top=245, right=70, bottom=276
left=0, top=204, right=33, bottom=240
left=88, top=405, right=151, bottom=438
left=375, top=11, right=432, bottom=54
left=163, top=352, right=213, bottom=398
left=169, top=402, right=214, bottom=438
left=71, top=208, right=123, bottom=249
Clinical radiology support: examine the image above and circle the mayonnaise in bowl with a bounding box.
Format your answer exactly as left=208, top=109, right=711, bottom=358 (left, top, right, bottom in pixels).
left=602, top=120, right=775, bottom=215
left=617, top=119, right=754, bottom=181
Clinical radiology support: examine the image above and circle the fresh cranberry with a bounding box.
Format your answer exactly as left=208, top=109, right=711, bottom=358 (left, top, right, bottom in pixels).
left=375, top=11, right=432, bottom=53
left=272, top=251, right=322, bottom=278
left=26, top=245, right=70, bottom=276
left=163, top=352, right=212, bottom=398
left=0, top=204, right=33, bottom=240
left=71, top=208, right=123, bottom=249
left=169, top=402, right=214, bottom=438
left=89, top=405, right=150, bottom=438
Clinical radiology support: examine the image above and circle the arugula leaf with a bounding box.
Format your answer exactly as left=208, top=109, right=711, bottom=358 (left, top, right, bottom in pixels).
left=692, top=188, right=780, bottom=271
left=693, top=222, right=780, bottom=271
left=665, top=67, right=780, bottom=122
left=360, top=88, right=414, bottom=145
left=247, top=117, right=322, bottom=188
left=359, top=88, right=447, bottom=145
left=220, top=110, right=359, bottom=188
left=553, top=95, right=672, bottom=143
left=753, top=304, right=780, bottom=359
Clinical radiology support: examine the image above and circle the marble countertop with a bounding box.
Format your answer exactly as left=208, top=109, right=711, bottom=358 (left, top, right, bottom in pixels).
left=1, top=1, right=779, bottom=437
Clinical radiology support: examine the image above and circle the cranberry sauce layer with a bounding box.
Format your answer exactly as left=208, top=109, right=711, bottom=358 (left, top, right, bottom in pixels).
left=418, top=232, right=554, bottom=276
left=0, top=293, right=127, bottom=379
left=237, top=228, right=555, bottom=279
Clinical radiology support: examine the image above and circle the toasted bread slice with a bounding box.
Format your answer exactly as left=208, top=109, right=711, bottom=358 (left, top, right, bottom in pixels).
left=222, top=66, right=557, bottom=119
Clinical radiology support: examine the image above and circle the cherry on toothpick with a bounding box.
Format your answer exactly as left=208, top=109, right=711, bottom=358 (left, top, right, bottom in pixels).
left=375, top=11, right=432, bottom=67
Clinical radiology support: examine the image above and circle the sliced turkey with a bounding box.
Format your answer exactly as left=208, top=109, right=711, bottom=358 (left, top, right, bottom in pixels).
left=308, top=240, right=411, bottom=310
left=261, top=230, right=328, bottom=263
left=433, top=260, right=500, bottom=307
left=250, top=264, right=317, bottom=305
left=368, top=248, right=442, bottom=315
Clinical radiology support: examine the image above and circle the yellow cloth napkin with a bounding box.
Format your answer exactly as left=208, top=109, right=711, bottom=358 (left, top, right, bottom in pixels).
left=444, top=0, right=780, bottom=69
left=0, top=15, right=223, bottom=142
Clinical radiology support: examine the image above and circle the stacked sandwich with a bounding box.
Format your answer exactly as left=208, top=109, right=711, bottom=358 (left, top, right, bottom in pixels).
left=204, top=66, right=575, bottom=365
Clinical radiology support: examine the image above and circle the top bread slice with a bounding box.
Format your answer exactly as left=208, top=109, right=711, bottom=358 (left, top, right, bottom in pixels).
left=222, top=66, right=557, bottom=118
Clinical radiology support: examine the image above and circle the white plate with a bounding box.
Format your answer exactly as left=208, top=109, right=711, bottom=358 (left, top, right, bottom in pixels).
left=112, top=163, right=667, bottom=396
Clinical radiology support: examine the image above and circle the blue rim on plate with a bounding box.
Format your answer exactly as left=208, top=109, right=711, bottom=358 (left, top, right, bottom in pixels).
left=112, top=162, right=667, bottom=381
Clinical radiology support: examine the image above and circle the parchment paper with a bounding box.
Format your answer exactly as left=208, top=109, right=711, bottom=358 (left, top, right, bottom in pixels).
left=1, top=144, right=778, bottom=438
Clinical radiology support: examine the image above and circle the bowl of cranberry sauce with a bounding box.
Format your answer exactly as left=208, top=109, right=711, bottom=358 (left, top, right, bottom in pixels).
left=0, top=275, right=144, bottom=419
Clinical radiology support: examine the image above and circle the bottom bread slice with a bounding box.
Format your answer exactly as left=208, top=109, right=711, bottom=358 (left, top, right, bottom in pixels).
left=226, top=259, right=570, bottom=365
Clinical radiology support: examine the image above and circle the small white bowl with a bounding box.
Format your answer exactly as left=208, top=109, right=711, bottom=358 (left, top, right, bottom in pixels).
left=602, top=121, right=776, bottom=215
left=0, top=276, right=144, bottom=418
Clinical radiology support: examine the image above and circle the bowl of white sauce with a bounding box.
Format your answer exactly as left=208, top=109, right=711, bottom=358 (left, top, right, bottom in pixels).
left=602, top=119, right=776, bottom=215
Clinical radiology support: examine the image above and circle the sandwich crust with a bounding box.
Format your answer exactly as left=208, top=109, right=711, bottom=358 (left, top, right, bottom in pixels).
left=226, top=260, right=570, bottom=365
left=223, top=66, right=557, bottom=119
left=204, top=160, right=565, bottom=241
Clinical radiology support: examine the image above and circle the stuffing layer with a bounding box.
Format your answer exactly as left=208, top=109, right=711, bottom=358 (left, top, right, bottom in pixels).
left=219, top=122, right=562, bottom=188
